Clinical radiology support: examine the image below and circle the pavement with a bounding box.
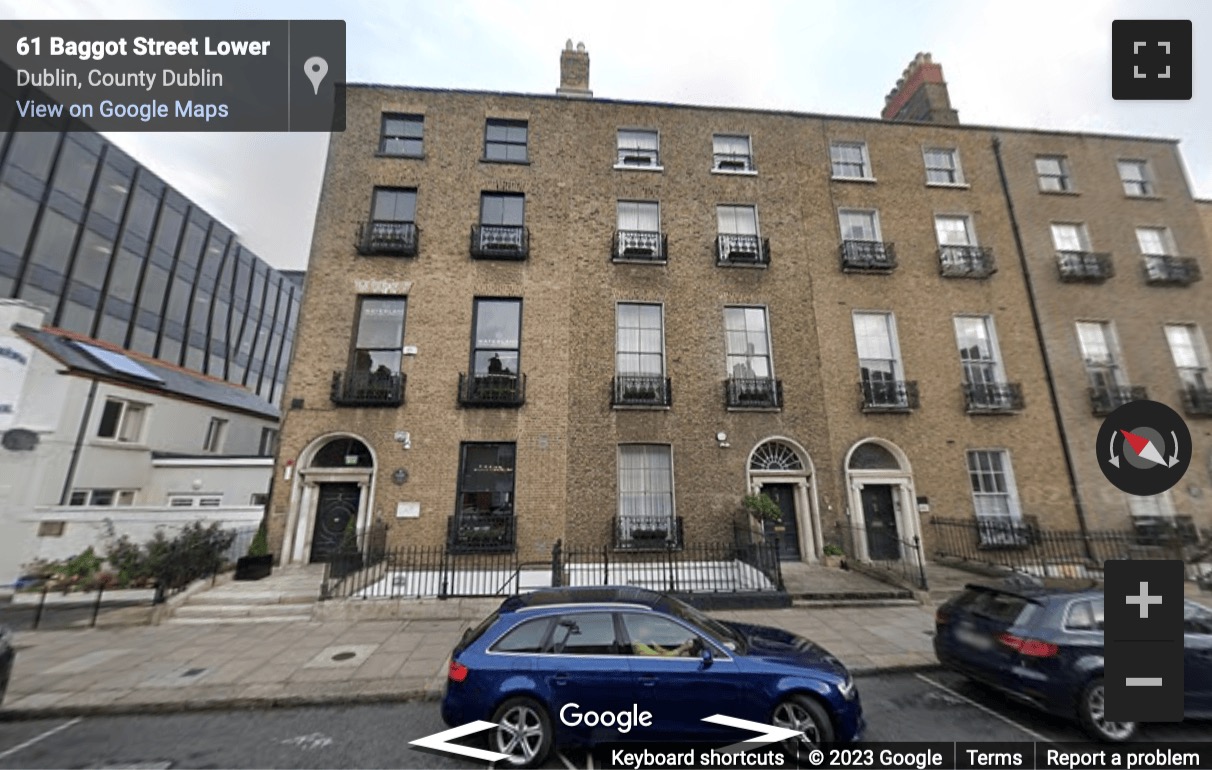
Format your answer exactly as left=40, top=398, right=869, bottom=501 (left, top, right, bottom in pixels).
left=0, top=601, right=937, bottom=720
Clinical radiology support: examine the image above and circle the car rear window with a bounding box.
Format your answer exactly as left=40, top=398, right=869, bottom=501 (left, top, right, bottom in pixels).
left=491, top=617, right=553, bottom=653
left=969, top=591, right=1034, bottom=626
left=455, top=610, right=500, bottom=655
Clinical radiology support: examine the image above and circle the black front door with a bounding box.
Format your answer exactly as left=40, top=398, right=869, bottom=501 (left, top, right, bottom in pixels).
left=310, top=483, right=361, bottom=562
left=860, top=484, right=901, bottom=561
left=762, top=483, right=801, bottom=561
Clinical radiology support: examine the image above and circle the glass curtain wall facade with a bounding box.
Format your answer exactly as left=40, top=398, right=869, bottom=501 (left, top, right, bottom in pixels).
left=0, top=92, right=298, bottom=406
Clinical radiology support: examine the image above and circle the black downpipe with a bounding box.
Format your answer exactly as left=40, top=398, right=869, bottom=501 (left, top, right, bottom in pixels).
left=990, top=136, right=1094, bottom=559
left=59, top=379, right=99, bottom=506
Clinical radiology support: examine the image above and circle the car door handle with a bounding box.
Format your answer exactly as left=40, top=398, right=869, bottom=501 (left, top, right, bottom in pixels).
left=639, top=674, right=657, bottom=687
left=553, top=673, right=570, bottom=686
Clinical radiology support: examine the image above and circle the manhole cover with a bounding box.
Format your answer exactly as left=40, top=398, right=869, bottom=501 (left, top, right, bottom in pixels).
left=181, top=668, right=207, bottom=677
left=331, top=651, right=357, bottom=661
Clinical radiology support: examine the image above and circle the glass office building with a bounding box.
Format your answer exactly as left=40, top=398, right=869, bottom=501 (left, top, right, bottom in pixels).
left=0, top=102, right=299, bottom=407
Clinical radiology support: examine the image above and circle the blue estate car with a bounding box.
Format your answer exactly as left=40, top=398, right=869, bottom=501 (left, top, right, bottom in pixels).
left=934, top=578, right=1212, bottom=742
left=441, top=586, right=863, bottom=767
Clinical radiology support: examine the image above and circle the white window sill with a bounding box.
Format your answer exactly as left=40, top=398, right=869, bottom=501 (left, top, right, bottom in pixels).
left=832, top=176, right=877, bottom=184
left=927, top=182, right=970, bottom=189
left=613, top=164, right=664, bottom=172
left=712, top=168, right=758, bottom=176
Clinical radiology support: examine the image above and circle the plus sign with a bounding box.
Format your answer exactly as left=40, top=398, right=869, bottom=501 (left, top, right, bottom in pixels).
left=1126, top=581, right=1163, bottom=619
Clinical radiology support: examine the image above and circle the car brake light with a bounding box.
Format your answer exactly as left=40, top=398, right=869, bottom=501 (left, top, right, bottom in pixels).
left=934, top=607, right=950, bottom=624
left=449, top=660, right=469, bottom=682
left=998, top=632, right=1058, bottom=657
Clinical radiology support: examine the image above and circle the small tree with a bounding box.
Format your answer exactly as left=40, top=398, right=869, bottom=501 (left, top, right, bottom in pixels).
left=742, top=493, right=782, bottom=523
left=247, top=522, right=270, bottom=557
left=339, top=517, right=359, bottom=554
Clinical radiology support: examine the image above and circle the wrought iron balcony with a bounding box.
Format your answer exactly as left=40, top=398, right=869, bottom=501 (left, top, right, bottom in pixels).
left=447, top=514, right=516, bottom=554
left=612, top=375, right=672, bottom=407
left=470, top=224, right=529, bottom=260
left=713, top=153, right=754, bottom=172
left=356, top=221, right=417, bottom=256
left=330, top=369, right=404, bottom=407
left=458, top=372, right=526, bottom=408
left=1089, top=384, right=1147, bottom=415
left=1056, top=251, right=1113, bottom=282
left=1181, top=386, right=1212, bottom=417
left=613, top=230, right=667, bottom=262
left=939, top=245, right=996, bottom=278
left=1133, top=515, right=1200, bottom=547
left=716, top=234, right=770, bottom=267
left=615, top=515, right=684, bottom=551
left=963, top=382, right=1024, bottom=414
left=1144, top=255, right=1201, bottom=286
left=617, top=148, right=660, bottom=167
left=859, top=380, right=919, bottom=412
left=725, top=377, right=782, bottom=409
left=841, top=240, right=897, bottom=272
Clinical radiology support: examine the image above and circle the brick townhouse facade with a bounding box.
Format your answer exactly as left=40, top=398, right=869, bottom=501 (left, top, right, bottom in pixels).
left=268, top=46, right=1212, bottom=568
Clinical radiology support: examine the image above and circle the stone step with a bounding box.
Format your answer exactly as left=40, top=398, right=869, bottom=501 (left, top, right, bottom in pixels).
left=787, top=589, right=914, bottom=602
left=792, top=598, right=921, bottom=609
left=173, top=603, right=313, bottom=618
left=185, top=591, right=317, bottom=606
left=164, top=614, right=313, bottom=625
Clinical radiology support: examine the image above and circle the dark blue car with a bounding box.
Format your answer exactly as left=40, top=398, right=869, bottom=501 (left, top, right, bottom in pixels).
left=441, top=586, right=863, bottom=767
left=934, top=578, right=1212, bottom=741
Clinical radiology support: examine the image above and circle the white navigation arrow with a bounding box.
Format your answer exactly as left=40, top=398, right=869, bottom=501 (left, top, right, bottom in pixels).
left=409, top=720, right=509, bottom=763
left=1109, top=433, right=1120, bottom=468
left=1168, top=430, right=1181, bottom=467
left=702, top=713, right=805, bottom=755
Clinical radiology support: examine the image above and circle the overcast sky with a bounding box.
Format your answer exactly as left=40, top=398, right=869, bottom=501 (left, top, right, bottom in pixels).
left=3, top=0, right=1209, bottom=271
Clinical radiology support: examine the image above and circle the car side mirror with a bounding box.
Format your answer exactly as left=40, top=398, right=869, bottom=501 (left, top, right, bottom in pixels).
left=699, top=646, right=713, bottom=668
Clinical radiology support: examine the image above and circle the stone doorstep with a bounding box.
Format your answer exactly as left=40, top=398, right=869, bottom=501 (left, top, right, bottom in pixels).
left=791, top=598, right=921, bottom=609
left=185, top=591, right=317, bottom=606
left=173, top=603, right=315, bottom=618
left=164, top=615, right=313, bottom=626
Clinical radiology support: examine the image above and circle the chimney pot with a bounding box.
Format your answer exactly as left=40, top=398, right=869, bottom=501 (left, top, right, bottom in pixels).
left=565, top=39, right=573, bottom=50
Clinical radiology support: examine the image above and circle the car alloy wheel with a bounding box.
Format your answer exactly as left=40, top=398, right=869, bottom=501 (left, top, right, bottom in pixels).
left=491, top=697, right=552, bottom=768
left=772, top=694, right=835, bottom=760
left=1080, top=679, right=1137, bottom=742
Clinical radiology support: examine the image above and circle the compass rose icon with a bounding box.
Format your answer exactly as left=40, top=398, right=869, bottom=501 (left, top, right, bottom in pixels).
left=1097, top=399, right=1191, bottom=496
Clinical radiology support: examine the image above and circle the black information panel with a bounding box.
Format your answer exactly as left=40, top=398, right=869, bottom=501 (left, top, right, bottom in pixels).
left=1104, top=559, right=1185, bottom=722
left=0, top=20, right=345, bottom=131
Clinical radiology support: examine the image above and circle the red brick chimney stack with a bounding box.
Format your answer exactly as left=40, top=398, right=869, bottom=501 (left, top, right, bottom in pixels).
left=881, top=52, right=958, bottom=124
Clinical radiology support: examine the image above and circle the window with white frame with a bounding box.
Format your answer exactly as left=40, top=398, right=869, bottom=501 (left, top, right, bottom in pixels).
left=954, top=316, right=1004, bottom=388
left=716, top=204, right=758, bottom=236
left=935, top=215, right=975, bottom=246
left=853, top=311, right=904, bottom=401
left=618, top=444, right=674, bottom=530
left=69, top=489, right=136, bottom=506
left=617, top=201, right=660, bottom=234
left=724, top=307, right=772, bottom=380
left=617, top=129, right=660, bottom=168
left=967, top=450, right=1021, bottom=522
left=616, top=303, right=664, bottom=377
left=924, top=148, right=963, bottom=185
left=259, top=427, right=278, bottom=457
left=1165, top=324, right=1210, bottom=392
left=830, top=141, right=871, bottom=179
left=1135, top=226, right=1173, bottom=256
left=1035, top=156, right=1073, bottom=192
left=1127, top=492, right=1176, bottom=519
left=1118, top=160, right=1153, bottom=197
left=96, top=399, right=147, bottom=443
left=1076, top=321, right=1124, bottom=390
left=713, top=134, right=753, bottom=172
left=203, top=417, right=228, bottom=453
left=1051, top=223, right=1090, bottom=253
left=168, top=494, right=224, bottom=507
left=839, top=209, right=881, bottom=242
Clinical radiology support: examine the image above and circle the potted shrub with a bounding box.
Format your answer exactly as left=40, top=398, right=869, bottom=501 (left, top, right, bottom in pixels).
left=821, top=543, right=846, bottom=568
left=330, top=518, right=362, bottom=578
left=234, top=523, right=274, bottom=581
left=743, top=493, right=783, bottom=531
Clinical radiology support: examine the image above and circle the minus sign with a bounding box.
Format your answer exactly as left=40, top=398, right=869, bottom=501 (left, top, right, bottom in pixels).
left=1126, top=677, right=1163, bottom=686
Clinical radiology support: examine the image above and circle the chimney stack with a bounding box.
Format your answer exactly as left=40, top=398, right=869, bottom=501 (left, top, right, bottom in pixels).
left=557, top=40, right=592, bottom=98
left=881, top=52, right=958, bottom=124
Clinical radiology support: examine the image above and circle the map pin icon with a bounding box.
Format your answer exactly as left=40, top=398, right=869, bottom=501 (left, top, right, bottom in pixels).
left=304, top=56, right=329, bottom=95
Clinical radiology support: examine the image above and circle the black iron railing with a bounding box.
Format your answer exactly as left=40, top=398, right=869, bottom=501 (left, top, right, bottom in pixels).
left=725, top=377, right=782, bottom=409
left=859, top=380, right=919, bottom=412
left=1144, top=255, right=1202, bottom=286
left=613, top=375, right=672, bottom=407
left=835, top=522, right=928, bottom=590
left=613, top=230, right=667, bottom=262
left=458, top=372, right=526, bottom=407
left=615, top=515, right=683, bottom=550
left=331, top=370, right=404, bottom=407
left=357, top=221, right=418, bottom=256
left=1089, top=384, right=1147, bottom=415
left=963, top=382, right=1025, bottom=413
left=1182, top=386, right=1212, bottom=417
left=931, top=516, right=1208, bottom=581
left=939, top=245, right=995, bottom=278
left=713, top=153, right=754, bottom=172
left=841, top=240, right=897, bottom=272
left=1057, top=251, right=1113, bottom=282
left=715, top=234, right=770, bottom=267
left=447, top=514, right=516, bottom=554
left=470, top=224, right=529, bottom=259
